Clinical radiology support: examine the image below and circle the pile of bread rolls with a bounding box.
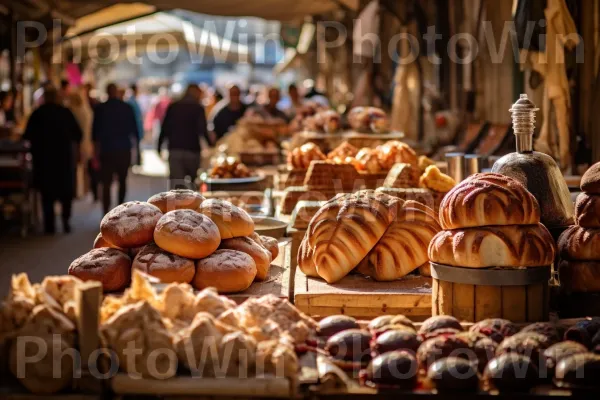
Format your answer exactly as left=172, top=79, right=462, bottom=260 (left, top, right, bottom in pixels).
left=558, top=162, right=600, bottom=293
left=347, top=106, right=390, bottom=133
left=298, top=190, right=441, bottom=283
left=68, top=190, right=279, bottom=293
left=429, top=173, right=556, bottom=269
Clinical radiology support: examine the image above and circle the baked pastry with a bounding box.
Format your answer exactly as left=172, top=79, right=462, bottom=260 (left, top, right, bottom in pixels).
left=348, top=106, right=389, bottom=133
left=132, top=243, right=195, bottom=284
left=219, top=237, right=272, bottom=281
left=439, top=173, right=540, bottom=230
left=307, top=191, right=400, bottom=283
left=68, top=248, right=131, bottom=292
left=357, top=200, right=441, bottom=281
left=429, top=224, right=555, bottom=268
left=297, top=236, right=318, bottom=277
left=375, top=187, right=437, bottom=210
left=383, top=163, right=419, bottom=188
left=198, top=199, right=254, bottom=239
left=580, top=161, right=600, bottom=193
left=555, top=353, right=600, bottom=388
left=520, top=322, right=561, bottom=344
left=416, top=334, right=472, bottom=369
left=371, top=329, right=421, bottom=355
left=194, top=250, right=257, bottom=293
left=100, top=201, right=163, bottom=248
left=318, top=315, right=360, bottom=338
left=419, top=165, right=456, bottom=193
left=496, top=332, right=553, bottom=367
left=558, top=260, right=600, bottom=292
left=418, top=315, right=463, bottom=335
left=484, top=354, right=539, bottom=392
left=93, top=232, right=122, bottom=250
left=154, top=209, right=221, bottom=259
left=287, top=142, right=326, bottom=169
left=259, top=235, right=279, bottom=259
left=304, top=110, right=341, bottom=133
left=304, top=161, right=360, bottom=190
left=325, top=329, right=372, bottom=370
left=558, top=225, right=600, bottom=261
left=148, top=189, right=205, bottom=213
left=362, top=351, right=418, bottom=389
left=368, top=315, right=415, bottom=334
left=355, top=148, right=384, bottom=173
left=418, top=155, right=436, bottom=174
left=376, top=140, right=418, bottom=170
left=469, top=318, right=518, bottom=343
left=575, top=193, right=600, bottom=228
left=427, top=358, right=479, bottom=392
left=544, top=341, right=588, bottom=372
left=327, top=141, right=359, bottom=161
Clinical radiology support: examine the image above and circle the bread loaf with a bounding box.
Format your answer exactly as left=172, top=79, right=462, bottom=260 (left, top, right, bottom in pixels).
left=581, top=162, right=600, bottom=193
left=376, top=140, right=418, bottom=170
left=197, top=199, right=254, bottom=239
left=304, top=161, right=360, bottom=191
left=298, top=236, right=319, bottom=277
left=219, top=237, right=272, bottom=281
left=307, top=191, right=400, bottom=283
left=148, top=189, right=204, bottom=213
left=558, top=260, right=600, bottom=293
left=383, top=163, right=419, bottom=188
left=357, top=201, right=441, bottom=281
left=575, top=193, right=600, bottom=228
left=558, top=225, right=600, bottom=261
left=428, top=224, right=555, bottom=268
left=439, top=173, right=540, bottom=230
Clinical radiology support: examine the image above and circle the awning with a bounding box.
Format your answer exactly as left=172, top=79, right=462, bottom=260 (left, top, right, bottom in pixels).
left=65, top=3, right=158, bottom=38
left=61, top=12, right=251, bottom=63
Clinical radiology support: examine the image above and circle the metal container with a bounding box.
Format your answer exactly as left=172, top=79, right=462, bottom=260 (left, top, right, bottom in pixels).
left=464, top=154, right=487, bottom=177
left=445, top=152, right=465, bottom=183
left=492, top=94, right=574, bottom=230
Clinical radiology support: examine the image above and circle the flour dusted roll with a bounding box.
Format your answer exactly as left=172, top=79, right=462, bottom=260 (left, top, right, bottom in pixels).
left=68, top=248, right=131, bottom=292
left=575, top=193, right=600, bottom=228
left=307, top=191, right=400, bottom=283
left=132, top=243, right=195, bottom=283
left=148, top=189, right=205, bottom=213
left=439, top=173, right=540, bottom=230
left=219, top=236, right=272, bottom=281
left=357, top=201, right=441, bottom=281
left=428, top=224, right=555, bottom=268
left=154, top=209, right=221, bottom=259
left=558, top=260, right=600, bottom=293
left=198, top=199, right=254, bottom=239
left=100, top=201, right=163, bottom=248
left=558, top=225, right=600, bottom=261
left=193, top=249, right=257, bottom=293
left=580, top=162, right=600, bottom=193
left=259, top=235, right=279, bottom=259
left=93, top=232, right=123, bottom=250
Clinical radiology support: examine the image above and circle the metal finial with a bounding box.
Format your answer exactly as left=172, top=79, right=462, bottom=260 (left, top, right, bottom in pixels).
left=510, top=94, right=538, bottom=153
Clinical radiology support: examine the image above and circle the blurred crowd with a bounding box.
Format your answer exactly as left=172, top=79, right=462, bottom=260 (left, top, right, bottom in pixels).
left=0, top=77, right=328, bottom=236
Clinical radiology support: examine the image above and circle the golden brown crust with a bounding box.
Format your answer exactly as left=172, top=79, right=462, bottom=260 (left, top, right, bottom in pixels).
left=358, top=201, right=441, bottom=281
left=68, top=248, right=131, bottom=292
left=575, top=193, right=600, bottom=228
left=193, top=250, right=257, bottom=293
left=148, top=189, right=205, bottom=213
left=154, top=209, right=221, bottom=259
left=581, top=162, right=600, bottom=193
left=197, top=199, right=254, bottom=239
left=304, top=161, right=360, bottom=191
left=100, top=201, right=163, bottom=248
left=298, top=236, right=319, bottom=277
left=259, top=235, right=279, bottom=259
left=439, top=173, right=540, bottom=230
left=558, top=225, right=600, bottom=261
left=287, top=143, right=326, bottom=169
left=132, top=243, right=195, bottom=284
left=376, top=140, right=418, bottom=170
left=428, top=224, right=555, bottom=268
left=93, top=232, right=123, bottom=250
left=558, top=260, right=600, bottom=293
left=307, top=191, right=400, bottom=283
left=219, top=237, right=272, bottom=281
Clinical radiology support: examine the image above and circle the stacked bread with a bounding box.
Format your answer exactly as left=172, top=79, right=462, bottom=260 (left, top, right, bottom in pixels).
left=298, top=190, right=441, bottom=283
left=429, top=173, right=555, bottom=269
left=68, top=190, right=279, bottom=294
left=558, top=163, right=600, bottom=293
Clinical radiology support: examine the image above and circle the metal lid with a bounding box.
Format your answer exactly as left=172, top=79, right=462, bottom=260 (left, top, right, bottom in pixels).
left=430, top=262, right=551, bottom=286
left=509, top=94, right=539, bottom=113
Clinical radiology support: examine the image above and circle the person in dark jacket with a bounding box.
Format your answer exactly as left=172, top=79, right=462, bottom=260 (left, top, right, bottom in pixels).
left=158, top=84, right=211, bottom=187
left=23, top=86, right=82, bottom=234
left=93, top=83, right=138, bottom=214
left=208, top=84, right=247, bottom=141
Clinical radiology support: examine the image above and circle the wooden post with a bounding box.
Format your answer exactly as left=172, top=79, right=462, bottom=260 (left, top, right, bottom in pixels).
left=9, top=10, right=17, bottom=90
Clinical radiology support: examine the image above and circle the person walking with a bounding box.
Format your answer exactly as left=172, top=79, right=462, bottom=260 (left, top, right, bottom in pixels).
left=126, top=84, right=144, bottom=165
left=23, top=86, right=82, bottom=234
left=209, top=84, right=247, bottom=141
left=157, top=84, right=211, bottom=188
left=93, top=83, right=138, bottom=214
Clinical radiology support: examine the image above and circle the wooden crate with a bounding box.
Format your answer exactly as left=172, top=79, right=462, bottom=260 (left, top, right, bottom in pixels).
left=293, top=267, right=432, bottom=320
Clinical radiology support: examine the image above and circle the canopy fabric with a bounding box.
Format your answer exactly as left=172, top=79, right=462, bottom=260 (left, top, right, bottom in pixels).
left=65, top=3, right=158, bottom=38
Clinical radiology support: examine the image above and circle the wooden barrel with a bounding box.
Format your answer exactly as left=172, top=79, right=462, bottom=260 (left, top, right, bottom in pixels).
left=430, top=262, right=551, bottom=323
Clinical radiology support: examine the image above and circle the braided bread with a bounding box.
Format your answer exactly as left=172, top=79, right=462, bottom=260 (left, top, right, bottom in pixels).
left=439, top=173, right=540, bottom=230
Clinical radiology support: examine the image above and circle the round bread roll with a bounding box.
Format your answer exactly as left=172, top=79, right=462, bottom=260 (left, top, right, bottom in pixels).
left=558, top=225, right=600, bottom=261
left=100, top=201, right=162, bottom=248
left=133, top=243, right=195, bottom=283
left=429, top=224, right=555, bottom=268
left=93, top=232, right=123, bottom=250
left=154, top=209, right=221, bottom=259
left=439, top=173, right=540, bottom=230
left=558, top=259, right=600, bottom=293
left=259, top=235, right=279, bottom=259
left=575, top=193, right=600, bottom=228
left=148, top=189, right=205, bottom=213
left=581, top=162, right=600, bottom=193
left=220, top=237, right=271, bottom=281
left=198, top=199, right=254, bottom=239
left=193, top=249, right=256, bottom=293
left=68, top=248, right=131, bottom=292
